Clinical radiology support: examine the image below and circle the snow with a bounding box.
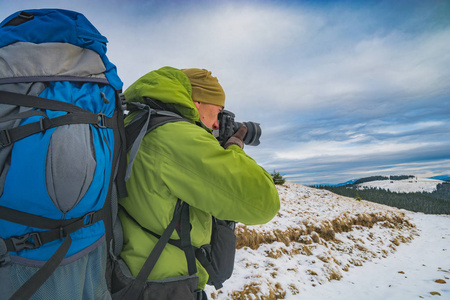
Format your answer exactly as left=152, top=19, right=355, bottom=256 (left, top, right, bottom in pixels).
left=356, top=177, right=444, bottom=193
left=205, top=182, right=450, bottom=299
left=294, top=213, right=450, bottom=300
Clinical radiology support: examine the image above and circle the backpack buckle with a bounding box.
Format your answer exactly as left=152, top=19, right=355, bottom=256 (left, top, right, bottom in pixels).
left=118, top=92, right=127, bottom=111
left=0, top=130, right=11, bottom=148
left=83, top=211, right=96, bottom=226
left=10, top=232, right=42, bottom=251
left=97, top=113, right=107, bottom=128
left=38, top=117, right=45, bottom=132
left=18, top=11, right=34, bottom=21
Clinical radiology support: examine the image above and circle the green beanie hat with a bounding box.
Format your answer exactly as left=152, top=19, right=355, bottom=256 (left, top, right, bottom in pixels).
left=181, top=68, right=225, bottom=107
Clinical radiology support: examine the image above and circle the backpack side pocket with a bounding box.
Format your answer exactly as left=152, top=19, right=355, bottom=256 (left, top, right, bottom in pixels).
left=46, top=124, right=96, bottom=213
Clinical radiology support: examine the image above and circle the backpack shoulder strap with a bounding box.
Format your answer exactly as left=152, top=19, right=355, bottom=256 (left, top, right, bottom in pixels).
left=120, top=201, right=225, bottom=289
left=118, top=200, right=193, bottom=299
left=124, top=102, right=190, bottom=181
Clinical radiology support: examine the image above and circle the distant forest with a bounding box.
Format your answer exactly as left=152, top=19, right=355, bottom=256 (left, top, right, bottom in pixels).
left=353, top=175, right=415, bottom=185
left=313, top=181, right=450, bottom=215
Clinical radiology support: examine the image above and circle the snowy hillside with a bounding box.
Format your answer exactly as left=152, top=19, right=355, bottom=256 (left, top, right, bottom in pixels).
left=356, top=177, right=443, bottom=193
left=205, top=182, right=450, bottom=299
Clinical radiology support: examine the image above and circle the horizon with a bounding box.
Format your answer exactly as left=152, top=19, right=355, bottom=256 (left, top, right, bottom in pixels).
left=303, top=172, right=450, bottom=186
left=2, top=0, right=450, bottom=185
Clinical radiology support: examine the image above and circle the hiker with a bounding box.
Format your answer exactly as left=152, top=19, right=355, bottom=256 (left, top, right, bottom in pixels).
left=115, top=66, right=280, bottom=299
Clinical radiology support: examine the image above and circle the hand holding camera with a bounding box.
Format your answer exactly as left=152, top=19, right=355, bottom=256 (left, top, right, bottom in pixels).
left=224, top=126, right=248, bottom=149
left=216, top=110, right=261, bottom=148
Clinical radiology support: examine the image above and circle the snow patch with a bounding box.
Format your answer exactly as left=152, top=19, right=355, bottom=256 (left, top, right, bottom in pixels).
left=356, top=177, right=443, bottom=193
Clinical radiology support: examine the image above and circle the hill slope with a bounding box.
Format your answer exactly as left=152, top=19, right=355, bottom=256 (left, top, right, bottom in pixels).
left=356, top=177, right=443, bottom=193
left=206, top=182, right=421, bottom=299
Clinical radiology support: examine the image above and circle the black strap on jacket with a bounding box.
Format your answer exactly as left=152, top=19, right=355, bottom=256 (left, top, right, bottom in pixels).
left=120, top=201, right=224, bottom=290
left=120, top=200, right=194, bottom=299
left=194, top=248, right=223, bottom=289
left=120, top=200, right=197, bottom=277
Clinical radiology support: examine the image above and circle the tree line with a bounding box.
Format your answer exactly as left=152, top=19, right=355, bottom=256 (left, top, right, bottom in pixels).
left=312, top=182, right=450, bottom=215
left=353, top=175, right=415, bottom=185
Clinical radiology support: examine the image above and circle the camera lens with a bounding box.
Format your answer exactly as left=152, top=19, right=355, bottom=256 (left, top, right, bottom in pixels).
left=235, top=122, right=261, bottom=146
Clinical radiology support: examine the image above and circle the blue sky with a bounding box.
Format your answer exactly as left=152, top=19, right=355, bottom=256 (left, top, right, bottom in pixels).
left=2, top=0, right=449, bottom=185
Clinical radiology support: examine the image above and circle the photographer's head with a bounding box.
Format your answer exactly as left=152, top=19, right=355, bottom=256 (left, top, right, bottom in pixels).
left=181, top=68, right=225, bottom=130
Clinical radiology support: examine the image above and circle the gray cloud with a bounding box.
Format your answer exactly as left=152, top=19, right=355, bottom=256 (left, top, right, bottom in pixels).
left=2, top=0, right=449, bottom=184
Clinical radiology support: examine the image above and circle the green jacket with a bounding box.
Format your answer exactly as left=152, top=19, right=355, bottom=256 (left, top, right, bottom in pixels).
left=119, top=66, right=280, bottom=289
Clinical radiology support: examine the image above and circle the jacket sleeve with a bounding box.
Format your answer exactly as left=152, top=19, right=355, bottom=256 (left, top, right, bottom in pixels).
left=152, top=121, right=280, bottom=225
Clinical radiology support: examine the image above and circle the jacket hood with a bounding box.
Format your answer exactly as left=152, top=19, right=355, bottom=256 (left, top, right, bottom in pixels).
left=123, top=66, right=200, bottom=122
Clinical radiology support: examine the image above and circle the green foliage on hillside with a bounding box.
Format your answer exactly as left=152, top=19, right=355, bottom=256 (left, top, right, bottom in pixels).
left=389, top=175, right=415, bottom=181
left=271, top=170, right=286, bottom=185
left=433, top=182, right=450, bottom=201
left=353, top=176, right=389, bottom=185
left=353, top=175, right=415, bottom=185
left=313, top=182, right=450, bottom=215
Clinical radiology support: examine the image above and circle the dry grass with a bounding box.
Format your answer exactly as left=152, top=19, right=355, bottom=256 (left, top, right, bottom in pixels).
left=288, top=284, right=299, bottom=295
left=228, top=210, right=416, bottom=299
left=230, top=282, right=260, bottom=300
left=302, top=245, right=314, bottom=256
left=236, top=211, right=415, bottom=250
left=265, top=247, right=296, bottom=259
left=210, top=290, right=223, bottom=299
left=230, top=282, right=286, bottom=300
left=326, top=268, right=343, bottom=281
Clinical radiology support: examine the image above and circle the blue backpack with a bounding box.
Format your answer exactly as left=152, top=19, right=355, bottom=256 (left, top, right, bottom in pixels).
left=0, top=9, right=127, bottom=299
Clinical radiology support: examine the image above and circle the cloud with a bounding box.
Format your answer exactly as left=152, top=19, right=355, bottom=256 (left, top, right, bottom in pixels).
left=1, top=0, right=449, bottom=184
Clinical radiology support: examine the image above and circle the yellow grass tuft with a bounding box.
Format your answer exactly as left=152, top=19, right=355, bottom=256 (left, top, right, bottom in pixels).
left=288, top=284, right=299, bottom=295
left=230, top=282, right=286, bottom=300
left=327, top=269, right=343, bottom=281
left=230, top=282, right=260, bottom=300
left=210, top=290, right=223, bottom=299
left=301, top=245, right=314, bottom=256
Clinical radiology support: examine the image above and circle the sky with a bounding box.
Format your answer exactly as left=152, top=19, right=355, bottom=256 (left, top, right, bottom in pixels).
left=2, top=0, right=450, bottom=185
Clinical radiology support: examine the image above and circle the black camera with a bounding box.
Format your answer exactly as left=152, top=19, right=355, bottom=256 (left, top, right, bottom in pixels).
left=216, top=110, right=261, bottom=147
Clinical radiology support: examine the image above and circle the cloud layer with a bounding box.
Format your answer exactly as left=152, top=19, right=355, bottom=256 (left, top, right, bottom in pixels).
left=2, top=0, right=449, bottom=184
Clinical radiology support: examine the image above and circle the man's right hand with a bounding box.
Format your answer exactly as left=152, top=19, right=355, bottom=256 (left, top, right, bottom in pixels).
left=224, top=126, right=247, bottom=149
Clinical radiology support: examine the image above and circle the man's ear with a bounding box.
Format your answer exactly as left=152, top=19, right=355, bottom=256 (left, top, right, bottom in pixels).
left=194, top=101, right=201, bottom=109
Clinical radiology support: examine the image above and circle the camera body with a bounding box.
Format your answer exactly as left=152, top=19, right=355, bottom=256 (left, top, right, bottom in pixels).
left=216, top=110, right=261, bottom=147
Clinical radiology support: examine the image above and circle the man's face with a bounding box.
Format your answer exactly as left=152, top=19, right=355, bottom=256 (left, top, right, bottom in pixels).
left=195, top=102, right=223, bottom=130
